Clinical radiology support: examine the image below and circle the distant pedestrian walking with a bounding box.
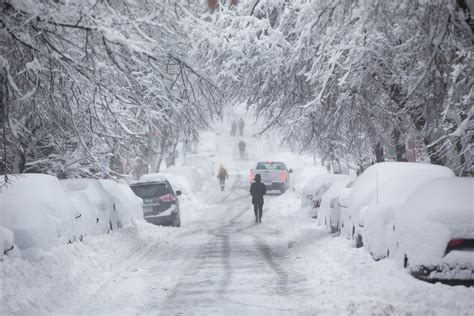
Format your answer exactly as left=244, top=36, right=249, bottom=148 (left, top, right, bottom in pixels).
left=238, top=140, right=246, bottom=160
left=238, top=118, right=245, bottom=136
left=230, top=120, right=237, bottom=136
left=217, top=164, right=229, bottom=191
left=250, top=174, right=266, bottom=223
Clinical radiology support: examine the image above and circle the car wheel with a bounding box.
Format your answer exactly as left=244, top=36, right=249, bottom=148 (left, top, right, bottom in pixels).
left=173, top=216, right=181, bottom=227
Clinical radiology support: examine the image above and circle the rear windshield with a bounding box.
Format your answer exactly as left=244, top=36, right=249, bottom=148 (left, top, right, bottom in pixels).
left=130, top=183, right=170, bottom=199
left=256, top=162, right=285, bottom=170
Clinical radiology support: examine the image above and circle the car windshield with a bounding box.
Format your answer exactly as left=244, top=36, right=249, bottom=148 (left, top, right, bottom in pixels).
left=130, top=183, right=170, bottom=199
left=256, top=162, right=284, bottom=170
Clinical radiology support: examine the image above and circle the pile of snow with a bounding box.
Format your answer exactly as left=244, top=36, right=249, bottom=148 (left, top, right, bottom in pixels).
left=1, top=222, right=179, bottom=314
left=0, top=174, right=143, bottom=261
left=0, top=226, right=20, bottom=261
left=0, top=174, right=76, bottom=260
left=389, top=177, right=474, bottom=278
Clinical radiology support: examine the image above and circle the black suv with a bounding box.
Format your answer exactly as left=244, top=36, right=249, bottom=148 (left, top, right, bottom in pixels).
left=130, top=180, right=182, bottom=227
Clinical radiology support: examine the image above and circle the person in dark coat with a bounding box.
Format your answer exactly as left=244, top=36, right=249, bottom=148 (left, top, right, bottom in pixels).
left=238, top=140, right=246, bottom=159
left=250, top=174, right=266, bottom=223
left=238, top=118, right=245, bottom=136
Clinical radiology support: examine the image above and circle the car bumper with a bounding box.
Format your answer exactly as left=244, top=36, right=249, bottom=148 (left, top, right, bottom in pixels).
left=411, top=251, right=474, bottom=281
left=264, top=182, right=286, bottom=191
left=143, top=206, right=179, bottom=226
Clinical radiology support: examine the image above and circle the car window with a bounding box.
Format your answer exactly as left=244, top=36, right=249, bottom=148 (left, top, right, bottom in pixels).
left=130, top=183, right=170, bottom=199
left=256, top=162, right=284, bottom=170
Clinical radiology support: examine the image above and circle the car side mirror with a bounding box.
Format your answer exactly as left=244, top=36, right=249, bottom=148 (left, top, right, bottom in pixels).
left=176, top=190, right=182, bottom=196
left=288, top=169, right=293, bottom=173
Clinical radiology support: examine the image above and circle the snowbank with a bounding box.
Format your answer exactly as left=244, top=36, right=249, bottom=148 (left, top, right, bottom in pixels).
left=0, top=174, right=144, bottom=261
left=0, top=174, right=77, bottom=260
left=0, top=222, right=179, bottom=314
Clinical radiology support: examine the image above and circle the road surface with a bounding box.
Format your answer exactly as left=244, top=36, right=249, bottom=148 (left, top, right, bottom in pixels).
left=64, top=176, right=312, bottom=315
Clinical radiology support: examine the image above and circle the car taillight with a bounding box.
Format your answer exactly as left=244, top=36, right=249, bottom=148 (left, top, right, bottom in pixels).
left=159, top=194, right=176, bottom=203
left=279, top=170, right=287, bottom=182
left=447, top=239, right=464, bottom=248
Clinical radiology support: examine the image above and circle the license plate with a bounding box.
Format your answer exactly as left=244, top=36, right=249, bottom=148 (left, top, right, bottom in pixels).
left=143, top=206, right=154, bottom=213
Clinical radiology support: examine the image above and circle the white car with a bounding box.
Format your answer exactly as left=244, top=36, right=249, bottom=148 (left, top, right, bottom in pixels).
left=339, top=162, right=455, bottom=247
left=316, top=179, right=353, bottom=233
left=387, top=177, right=474, bottom=281
left=363, top=174, right=454, bottom=260
left=301, top=174, right=351, bottom=209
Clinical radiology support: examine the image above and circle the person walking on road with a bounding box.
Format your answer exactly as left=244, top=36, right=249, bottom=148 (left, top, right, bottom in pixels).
left=217, top=164, right=229, bottom=191
left=250, top=174, right=266, bottom=223
left=238, top=140, right=246, bottom=160
left=230, top=120, right=237, bottom=136
left=238, top=118, right=245, bottom=136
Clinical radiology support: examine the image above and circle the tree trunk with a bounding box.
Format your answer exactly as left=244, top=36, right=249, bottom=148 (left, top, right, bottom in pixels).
left=374, top=142, right=385, bottom=163
left=392, top=129, right=407, bottom=161
left=424, top=136, right=445, bottom=166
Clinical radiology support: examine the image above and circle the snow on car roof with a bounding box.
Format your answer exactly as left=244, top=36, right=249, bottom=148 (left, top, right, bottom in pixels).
left=349, top=162, right=454, bottom=210
left=399, top=177, right=474, bottom=223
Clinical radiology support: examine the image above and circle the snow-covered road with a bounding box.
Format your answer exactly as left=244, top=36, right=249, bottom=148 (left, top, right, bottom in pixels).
left=58, top=175, right=314, bottom=315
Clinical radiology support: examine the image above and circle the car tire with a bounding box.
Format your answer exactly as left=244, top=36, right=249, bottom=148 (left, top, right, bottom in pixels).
left=173, top=216, right=181, bottom=227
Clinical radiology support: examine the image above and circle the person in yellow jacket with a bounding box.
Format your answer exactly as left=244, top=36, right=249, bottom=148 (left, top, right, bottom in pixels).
left=217, top=164, right=229, bottom=191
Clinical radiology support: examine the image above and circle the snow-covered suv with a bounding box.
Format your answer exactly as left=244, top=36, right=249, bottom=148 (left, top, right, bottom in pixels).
left=130, top=179, right=182, bottom=227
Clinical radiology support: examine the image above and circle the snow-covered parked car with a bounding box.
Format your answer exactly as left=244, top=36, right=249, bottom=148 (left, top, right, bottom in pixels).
left=339, top=162, right=454, bottom=247
left=1, top=174, right=77, bottom=260
left=99, top=180, right=143, bottom=228
left=363, top=174, right=454, bottom=260
left=387, top=177, right=474, bottom=281
left=61, top=179, right=118, bottom=234
left=316, top=179, right=353, bottom=233
left=130, top=178, right=182, bottom=227
left=301, top=174, right=351, bottom=214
